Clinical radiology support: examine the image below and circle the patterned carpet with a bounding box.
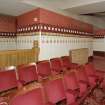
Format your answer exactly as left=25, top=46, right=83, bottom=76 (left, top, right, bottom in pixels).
left=82, top=56, right=105, bottom=105
left=83, top=88, right=105, bottom=105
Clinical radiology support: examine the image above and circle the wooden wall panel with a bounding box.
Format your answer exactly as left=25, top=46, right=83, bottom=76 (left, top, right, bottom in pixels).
left=0, top=41, right=39, bottom=67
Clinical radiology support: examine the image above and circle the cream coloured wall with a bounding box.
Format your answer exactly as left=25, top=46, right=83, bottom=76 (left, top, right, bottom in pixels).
left=0, top=35, right=39, bottom=51
left=0, top=37, right=16, bottom=51
left=39, top=34, right=93, bottom=60
left=16, top=35, right=39, bottom=49
left=93, top=38, right=105, bottom=51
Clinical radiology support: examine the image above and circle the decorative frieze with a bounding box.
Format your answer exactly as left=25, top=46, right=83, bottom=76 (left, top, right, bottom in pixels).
left=93, top=35, right=105, bottom=38
left=0, top=32, right=16, bottom=38
left=17, top=24, right=40, bottom=33
left=94, top=29, right=105, bottom=38
left=17, top=23, right=94, bottom=37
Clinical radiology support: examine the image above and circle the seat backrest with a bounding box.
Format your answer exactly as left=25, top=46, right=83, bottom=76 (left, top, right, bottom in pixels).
left=75, top=67, right=88, bottom=82
left=9, top=88, right=45, bottom=105
left=50, top=58, right=63, bottom=74
left=0, top=70, right=17, bottom=92
left=18, top=65, right=38, bottom=84
left=64, top=72, right=79, bottom=90
left=84, top=63, right=95, bottom=76
left=36, top=60, right=51, bottom=78
left=61, top=56, right=71, bottom=69
left=43, top=79, right=66, bottom=104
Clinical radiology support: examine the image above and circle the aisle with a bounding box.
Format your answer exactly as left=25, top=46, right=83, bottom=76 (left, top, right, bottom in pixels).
left=83, top=88, right=105, bottom=105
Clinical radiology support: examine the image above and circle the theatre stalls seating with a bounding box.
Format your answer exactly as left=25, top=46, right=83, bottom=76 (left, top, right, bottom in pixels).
left=0, top=56, right=105, bottom=105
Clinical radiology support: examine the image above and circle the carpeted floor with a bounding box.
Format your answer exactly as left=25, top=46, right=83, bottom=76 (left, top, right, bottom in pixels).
left=82, top=56, right=105, bottom=105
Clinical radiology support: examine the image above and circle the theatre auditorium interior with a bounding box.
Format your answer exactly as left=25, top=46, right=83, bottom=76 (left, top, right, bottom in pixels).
left=1, top=0, right=105, bottom=105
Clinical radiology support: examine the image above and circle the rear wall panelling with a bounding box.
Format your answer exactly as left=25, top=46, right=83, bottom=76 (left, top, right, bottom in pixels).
left=0, top=37, right=16, bottom=51
left=39, top=34, right=93, bottom=60
left=16, top=8, right=94, bottom=60
left=16, top=35, right=39, bottom=50
left=93, top=38, right=105, bottom=51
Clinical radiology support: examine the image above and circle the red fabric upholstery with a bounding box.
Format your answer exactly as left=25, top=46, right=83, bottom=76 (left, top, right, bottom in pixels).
left=84, top=63, right=99, bottom=87
left=43, top=79, right=66, bottom=104
left=84, top=63, right=96, bottom=76
left=69, top=102, right=78, bottom=105
left=18, top=65, right=38, bottom=84
left=75, top=67, right=89, bottom=97
left=85, top=63, right=103, bottom=80
left=50, top=58, right=63, bottom=74
left=61, top=56, right=78, bottom=70
left=43, top=78, right=77, bottom=105
left=64, top=72, right=79, bottom=91
left=9, top=88, right=46, bottom=105
left=66, top=91, right=78, bottom=105
left=64, top=72, right=79, bottom=99
left=61, top=56, right=71, bottom=70
left=76, top=67, right=89, bottom=83
left=36, top=60, right=51, bottom=79
left=0, top=70, right=17, bottom=92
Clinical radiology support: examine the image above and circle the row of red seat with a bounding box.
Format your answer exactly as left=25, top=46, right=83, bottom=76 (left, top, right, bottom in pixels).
left=0, top=56, right=105, bottom=105
left=0, top=56, right=78, bottom=93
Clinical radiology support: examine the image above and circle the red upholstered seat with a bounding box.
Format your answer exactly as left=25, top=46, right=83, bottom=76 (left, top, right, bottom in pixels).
left=0, top=70, right=17, bottom=92
left=85, top=63, right=103, bottom=80
left=9, top=88, right=54, bottom=105
left=50, top=58, right=63, bottom=75
left=36, top=60, right=52, bottom=79
left=64, top=72, right=79, bottom=98
left=17, top=65, right=38, bottom=85
left=61, top=56, right=78, bottom=70
left=75, top=67, right=89, bottom=97
left=61, top=56, right=71, bottom=70
left=84, top=63, right=99, bottom=87
left=43, top=79, right=66, bottom=104
left=64, top=72, right=79, bottom=90
left=43, top=78, right=78, bottom=105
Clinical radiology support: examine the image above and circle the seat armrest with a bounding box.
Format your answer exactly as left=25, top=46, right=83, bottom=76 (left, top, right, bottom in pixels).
left=17, top=80, right=24, bottom=89
left=0, top=102, right=8, bottom=105
left=0, top=97, right=8, bottom=105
